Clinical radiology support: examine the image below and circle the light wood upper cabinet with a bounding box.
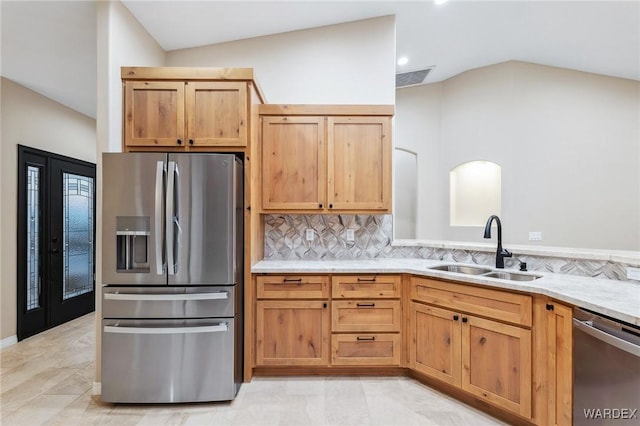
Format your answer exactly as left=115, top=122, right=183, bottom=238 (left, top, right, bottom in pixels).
left=259, top=105, right=393, bottom=213
left=327, top=117, right=391, bottom=211
left=261, top=116, right=325, bottom=210
left=124, top=81, right=185, bottom=147
left=122, top=68, right=263, bottom=151
left=186, top=82, right=247, bottom=147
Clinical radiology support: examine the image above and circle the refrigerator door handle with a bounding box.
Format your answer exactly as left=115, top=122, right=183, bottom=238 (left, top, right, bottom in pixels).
left=154, top=161, right=165, bottom=275
left=104, top=323, right=229, bottom=335
left=166, top=161, right=176, bottom=275
left=104, top=291, right=229, bottom=301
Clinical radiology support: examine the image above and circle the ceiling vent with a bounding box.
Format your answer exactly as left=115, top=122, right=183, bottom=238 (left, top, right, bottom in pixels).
left=395, top=67, right=434, bottom=88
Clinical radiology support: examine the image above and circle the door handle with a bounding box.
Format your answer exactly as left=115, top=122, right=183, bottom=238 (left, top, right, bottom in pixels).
left=166, top=161, right=176, bottom=275
left=155, top=161, right=165, bottom=275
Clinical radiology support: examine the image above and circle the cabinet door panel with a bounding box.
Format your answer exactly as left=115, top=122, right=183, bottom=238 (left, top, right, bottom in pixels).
left=124, top=81, right=185, bottom=147
left=461, top=316, right=532, bottom=419
left=186, top=82, right=247, bottom=147
left=256, top=300, right=329, bottom=366
left=548, top=303, right=573, bottom=426
left=262, top=116, right=325, bottom=209
left=409, top=302, right=461, bottom=386
left=327, top=117, right=391, bottom=211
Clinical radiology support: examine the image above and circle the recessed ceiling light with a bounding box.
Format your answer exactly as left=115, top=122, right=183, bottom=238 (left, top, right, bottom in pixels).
left=435, top=0, right=450, bottom=5
left=397, top=57, right=409, bottom=66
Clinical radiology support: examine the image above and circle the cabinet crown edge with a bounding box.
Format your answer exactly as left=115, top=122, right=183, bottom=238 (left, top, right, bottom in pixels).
left=259, top=104, right=394, bottom=116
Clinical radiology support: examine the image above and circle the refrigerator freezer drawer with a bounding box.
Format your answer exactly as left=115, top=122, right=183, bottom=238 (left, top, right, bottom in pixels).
left=101, top=318, right=239, bottom=403
left=102, top=286, right=235, bottom=319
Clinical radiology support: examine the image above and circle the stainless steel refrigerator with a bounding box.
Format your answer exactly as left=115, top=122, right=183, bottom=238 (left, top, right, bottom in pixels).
left=101, top=153, right=243, bottom=403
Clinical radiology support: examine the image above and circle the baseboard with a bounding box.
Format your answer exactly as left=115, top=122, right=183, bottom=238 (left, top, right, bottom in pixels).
left=0, top=335, right=18, bottom=349
left=92, top=382, right=101, bottom=395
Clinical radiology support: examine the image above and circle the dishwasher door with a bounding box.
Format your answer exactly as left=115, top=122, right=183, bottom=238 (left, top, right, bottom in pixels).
left=101, top=318, right=238, bottom=403
left=573, top=309, right=640, bottom=425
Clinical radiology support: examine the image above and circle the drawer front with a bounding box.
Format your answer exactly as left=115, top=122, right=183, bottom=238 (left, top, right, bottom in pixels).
left=103, top=286, right=235, bottom=319
left=332, top=275, right=401, bottom=299
left=257, top=275, right=329, bottom=299
left=331, top=333, right=401, bottom=366
left=332, top=300, right=401, bottom=332
left=411, top=277, right=532, bottom=327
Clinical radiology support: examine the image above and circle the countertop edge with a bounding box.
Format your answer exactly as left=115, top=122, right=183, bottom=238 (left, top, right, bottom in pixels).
left=251, top=259, right=640, bottom=326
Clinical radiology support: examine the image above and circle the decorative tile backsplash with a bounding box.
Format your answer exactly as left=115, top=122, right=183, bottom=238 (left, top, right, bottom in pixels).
left=263, top=214, right=633, bottom=281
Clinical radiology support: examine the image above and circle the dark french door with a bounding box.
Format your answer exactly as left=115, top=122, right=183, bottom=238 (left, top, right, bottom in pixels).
left=17, top=146, right=96, bottom=340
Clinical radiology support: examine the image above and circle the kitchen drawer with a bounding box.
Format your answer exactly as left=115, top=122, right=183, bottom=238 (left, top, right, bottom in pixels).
left=331, top=333, right=401, bottom=366
left=332, top=300, right=401, bottom=332
left=411, top=277, right=532, bottom=327
left=256, top=275, right=329, bottom=299
left=332, top=275, right=401, bottom=299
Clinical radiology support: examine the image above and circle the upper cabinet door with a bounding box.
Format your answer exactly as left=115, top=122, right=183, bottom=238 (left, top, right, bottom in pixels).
left=124, top=81, right=185, bottom=148
left=186, top=82, right=247, bottom=147
left=327, top=116, right=391, bottom=211
left=262, top=116, right=326, bottom=210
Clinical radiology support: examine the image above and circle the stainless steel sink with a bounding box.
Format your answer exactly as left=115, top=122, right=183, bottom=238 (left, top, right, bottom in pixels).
left=482, top=271, right=542, bottom=282
left=428, top=264, right=492, bottom=275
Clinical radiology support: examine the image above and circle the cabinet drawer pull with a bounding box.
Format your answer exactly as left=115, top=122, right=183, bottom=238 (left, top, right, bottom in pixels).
left=357, top=277, right=376, bottom=282
left=357, top=336, right=376, bottom=341
left=356, top=302, right=375, bottom=307
left=283, top=278, right=303, bottom=283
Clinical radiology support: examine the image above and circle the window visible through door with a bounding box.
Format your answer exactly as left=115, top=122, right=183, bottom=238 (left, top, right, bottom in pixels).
left=18, top=146, right=96, bottom=340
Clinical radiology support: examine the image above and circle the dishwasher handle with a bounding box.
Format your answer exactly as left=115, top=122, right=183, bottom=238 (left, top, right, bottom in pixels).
left=573, top=318, right=640, bottom=357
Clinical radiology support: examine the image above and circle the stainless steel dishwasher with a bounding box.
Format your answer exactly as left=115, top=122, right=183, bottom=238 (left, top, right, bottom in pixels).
left=573, top=308, right=640, bottom=425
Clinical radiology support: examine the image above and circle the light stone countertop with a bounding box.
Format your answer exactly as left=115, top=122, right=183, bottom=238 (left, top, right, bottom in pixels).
left=252, top=258, right=640, bottom=326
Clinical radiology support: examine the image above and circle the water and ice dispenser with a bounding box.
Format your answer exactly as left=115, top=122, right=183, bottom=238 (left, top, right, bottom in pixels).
left=116, top=216, right=150, bottom=272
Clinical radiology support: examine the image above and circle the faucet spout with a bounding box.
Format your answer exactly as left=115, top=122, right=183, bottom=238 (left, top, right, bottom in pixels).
left=483, top=215, right=512, bottom=268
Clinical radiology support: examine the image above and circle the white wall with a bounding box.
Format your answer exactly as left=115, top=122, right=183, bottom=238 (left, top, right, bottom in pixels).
left=95, top=0, right=165, bottom=384
left=395, top=61, right=640, bottom=250
left=167, top=16, right=395, bottom=105
left=0, top=77, right=96, bottom=341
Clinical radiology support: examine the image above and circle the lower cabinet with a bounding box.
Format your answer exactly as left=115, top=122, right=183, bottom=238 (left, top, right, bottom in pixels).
left=545, top=300, right=573, bottom=426
left=331, top=333, right=401, bottom=366
left=255, top=300, right=330, bottom=366
left=409, top=277, right=533, bottom=420
left=253, top=273, right=561, bottom=424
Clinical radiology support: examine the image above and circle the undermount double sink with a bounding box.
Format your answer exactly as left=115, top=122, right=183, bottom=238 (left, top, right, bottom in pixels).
left=428, top=264, right=542, bottom=282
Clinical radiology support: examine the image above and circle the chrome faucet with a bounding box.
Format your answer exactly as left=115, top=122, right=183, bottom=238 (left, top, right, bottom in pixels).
left=483, top=215, right=512, bottom=268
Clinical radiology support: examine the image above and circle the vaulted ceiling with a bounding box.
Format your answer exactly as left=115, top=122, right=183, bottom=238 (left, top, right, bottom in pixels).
left=2, top=1, right=638, bottom=119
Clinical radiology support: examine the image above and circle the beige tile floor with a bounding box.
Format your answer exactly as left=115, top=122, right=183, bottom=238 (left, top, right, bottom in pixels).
left=1, top=313, right=506, bottom=426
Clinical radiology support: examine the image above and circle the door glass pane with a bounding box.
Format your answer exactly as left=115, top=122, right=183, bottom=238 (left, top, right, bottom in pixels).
left=63, top=173, right=94, bottom=300
left=27, top=166, right=40, bottom=310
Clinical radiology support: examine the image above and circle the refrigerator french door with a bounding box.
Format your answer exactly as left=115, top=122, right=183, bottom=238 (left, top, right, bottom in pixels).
left=101, top=153, right=243, bottom=403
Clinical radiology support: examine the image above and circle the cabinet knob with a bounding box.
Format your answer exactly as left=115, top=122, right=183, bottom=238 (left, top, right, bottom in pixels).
left=546, top=303, right=555, bottom=311
left=319, top=203, right=323, bottom=208
left=329, top=204, right=333, bottom=209
left=323, top=303, right=327, bottom=308
left=189, top=139, right=194, bottom=145
left=461, top=317, right=468, bottom=323
left=176, top=139, right=182, bottom=145
left=453, top=315, right=459, bottom=321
